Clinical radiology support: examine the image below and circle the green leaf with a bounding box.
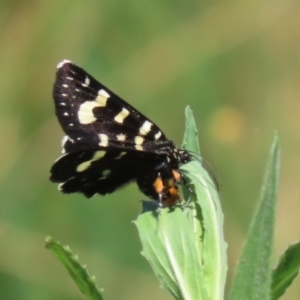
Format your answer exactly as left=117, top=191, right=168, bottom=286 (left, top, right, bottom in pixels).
left=182, top=107, right=227, bottom=300
left=182, top=160, right=227, bottom=300
left=182, top=106, right=200, bottom=155
left=45, top=236, right=104, bottom=300
left=271, top=242, right=300, bottom=300
left=228, top=134, right=281, bottom=300
left=135, top=204, right=208, bottom=300
left=135, top=107, right=227, bottom=300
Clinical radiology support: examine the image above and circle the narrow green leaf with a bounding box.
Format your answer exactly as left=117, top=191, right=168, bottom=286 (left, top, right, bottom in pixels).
left=182, top=106, right=200, bottom=155
left=182, top=107, right=227, bottom=300
left=271, top=242, right=300, bottom=300
left=228, top=134, right=280, bottom=300
left=135, top=107, right=227, bottom=300
left=45, top=236, right=104, bottom=300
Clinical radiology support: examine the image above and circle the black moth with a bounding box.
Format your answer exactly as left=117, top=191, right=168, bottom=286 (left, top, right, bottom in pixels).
left=50, top=60, right=191, bottom=205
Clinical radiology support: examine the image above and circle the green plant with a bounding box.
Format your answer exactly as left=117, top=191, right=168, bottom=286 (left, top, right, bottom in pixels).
left=46, top=107, right=300, bottom=300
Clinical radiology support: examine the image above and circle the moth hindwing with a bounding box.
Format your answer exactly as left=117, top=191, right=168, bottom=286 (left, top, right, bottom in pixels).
left=50, top=60, right=191, bottom=205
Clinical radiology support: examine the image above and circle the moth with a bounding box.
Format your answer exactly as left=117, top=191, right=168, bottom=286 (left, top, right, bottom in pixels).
left=50, top=60, right=191, bottom=205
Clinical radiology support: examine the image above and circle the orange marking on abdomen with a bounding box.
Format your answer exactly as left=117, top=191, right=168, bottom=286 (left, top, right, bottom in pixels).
left=172, top=170, right=181, bottom=181
left=168, top=186, right=178, bottom=196
left=153, top=177, right=164, bottom=193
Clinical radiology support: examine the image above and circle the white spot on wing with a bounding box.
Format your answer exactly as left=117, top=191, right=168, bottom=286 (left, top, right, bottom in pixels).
left=93, top=150, right=106, bottom=160
left=135, top=145, right=143, bottom=151
left=57, top=176, right=75, bottom=190
left=66, top=76, right=73, bottom=80
left=98, top=134, right=109, bottom=147
left=58, top=183, right=64, bottom=191
left=77, top=89, right=110, bottom=124
left=63, top=112, right=69, bottom=116
left=61, top=135, right=68, bottom=148
left=78, top=102, right=98, bottom=124
left=154, top=131, right=162, bottom=140
left=61, top=135, right=68, bottom=144
left=95, top=89, right=110, bottom=106
left=62, top=84, right=69, bottom=88
left=114, top=108, right=130, bottom=124
left=139, top=120, right=153, bottom=136
left=135, top=136, right=144, bottom=145
left=116, top=133, right=126, bottom=142
left=76, top=161, right=90, bottom=172
left=115, top=152, right=127, bottom=159
left=57, top=60, right=71, bottom=69
left=82, top=76, right=90, bottom=87
left=76, top=151, right=106, bottom=172
left=135, top=136, right=144, bottom=151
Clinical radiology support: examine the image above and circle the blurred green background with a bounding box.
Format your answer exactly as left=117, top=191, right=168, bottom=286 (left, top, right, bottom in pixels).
left=0, top=1, right=299, bottom=299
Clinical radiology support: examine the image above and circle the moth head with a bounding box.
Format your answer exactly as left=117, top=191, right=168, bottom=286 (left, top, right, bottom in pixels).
left=177, top=149, right=192, bottom=164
